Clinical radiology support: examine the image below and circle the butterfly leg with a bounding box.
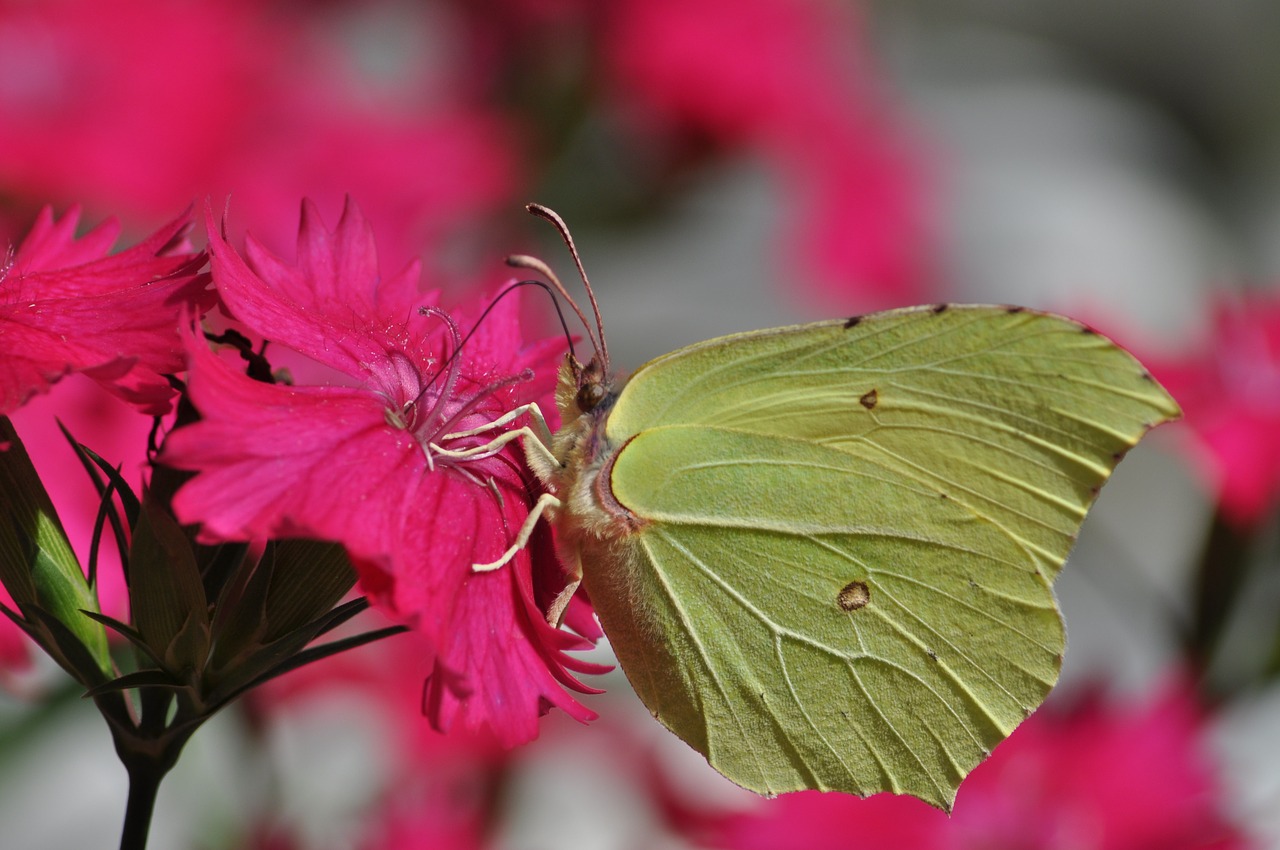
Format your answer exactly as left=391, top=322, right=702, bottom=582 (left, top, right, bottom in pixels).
left=439, top=402, right=553, bottom=446
left=429, top=403, right=558, bottom=469
left=545, top=570, right=582, bottom=627
left=472, top=491, right=561, bottom=572
left=430, top=404, right=571, bottom=592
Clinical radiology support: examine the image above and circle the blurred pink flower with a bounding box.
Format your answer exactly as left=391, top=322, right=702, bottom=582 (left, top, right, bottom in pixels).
left=0, top=0, right=523, bottom=273
left=213, top=2, right=522, bottom=267
left=0, top=0, right=264, bottom=218
left=1, top=205, right=210, bottom=416
left=664, top=684, right=1249, bottom=850
left=218, top=108, right=520, bottom=273
left=1149, top=296, right=1280, bottom=527
left=162, top=199, right=604, bottom=744
left=605, top=0, right=927, bottom=308
left=356, top=717, right=499, bottom=850
left=0, top=585, right=31, bottom=675
left=362, top=816, right=480, bottom=850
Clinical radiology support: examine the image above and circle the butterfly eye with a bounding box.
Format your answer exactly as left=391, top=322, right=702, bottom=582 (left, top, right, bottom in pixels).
left=576, top=381, right=607, bottom=412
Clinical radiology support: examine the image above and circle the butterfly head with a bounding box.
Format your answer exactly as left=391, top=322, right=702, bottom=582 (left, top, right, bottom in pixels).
left=558, top=351, right=616, bottom=421
left=509, top=203, right=617, bottom=421
left=574, top=354, right=611, bottom=411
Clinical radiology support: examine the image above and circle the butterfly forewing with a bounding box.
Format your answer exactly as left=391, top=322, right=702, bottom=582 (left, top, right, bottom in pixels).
left=605, top=306, right=1180, bottom=582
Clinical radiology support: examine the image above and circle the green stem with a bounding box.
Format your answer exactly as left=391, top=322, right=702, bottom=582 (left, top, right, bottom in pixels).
left=110, top=712, right=195, bottom=850
left=1187, top=510, right=1250, bottom=676
left=120, top=757, right=168, bottom=850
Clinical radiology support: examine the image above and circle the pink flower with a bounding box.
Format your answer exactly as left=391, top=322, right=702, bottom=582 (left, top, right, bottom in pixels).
left=0, top=1, right=523, bottom=278
left=0, top=584, right=32, bottom=677
left=422, top=524, right=605, bottom=745
left=355, top=699, right=503, bottom=850
left=0, top=0, right=265, bottom=219
left=211, top=3, right=522, bottom=266
left=245, top=632, right=513, bottom=850
left=1147, top=295, right=1280, bottom=527
left=215, top=109, right=520, bottom=275
left=359, top=806, right=484, bottom=850
left=663, top=684, right=1249, bottom=850
left=604, top=0, right=927, bottom=307
left=243, top=625, right=509, bottom=850
left=162, top=199, right=605, bottom=744
left=0, top=205, right=210, bottom=416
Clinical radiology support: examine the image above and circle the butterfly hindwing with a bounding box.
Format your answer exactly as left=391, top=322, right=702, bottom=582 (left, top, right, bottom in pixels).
left=592, top=424, right=1060, bottom=809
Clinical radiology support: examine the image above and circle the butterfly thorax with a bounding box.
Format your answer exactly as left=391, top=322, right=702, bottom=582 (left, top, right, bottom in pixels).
left=529, top=354, right=638, bottom=546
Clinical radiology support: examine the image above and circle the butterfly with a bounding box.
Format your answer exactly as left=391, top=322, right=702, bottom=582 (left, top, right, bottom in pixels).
left=437, top=204, right=1181, bottom=811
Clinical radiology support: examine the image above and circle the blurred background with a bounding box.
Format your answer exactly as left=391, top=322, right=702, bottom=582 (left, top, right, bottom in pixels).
left=3, top=0, right=1279, bottom=847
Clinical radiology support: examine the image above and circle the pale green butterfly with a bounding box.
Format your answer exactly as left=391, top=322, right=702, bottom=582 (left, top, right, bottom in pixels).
left=436, top=204, right=1181, bottom=811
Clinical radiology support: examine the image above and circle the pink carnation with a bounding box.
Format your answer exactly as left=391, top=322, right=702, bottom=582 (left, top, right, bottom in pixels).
left=0, top=585, right=32, bottom=677
left=0, top=205, right=210, bottom=416
left=663, top=684, right=1249, bottom=850
left=0, top=0, right=263, bottom=218
left=162, top=199, right=605, bottom=744
left=0, top=1, right=523, bottom=279
left=605, top=0, right=926, bottom=307
left=1147, top=295, right=1280, bottom=527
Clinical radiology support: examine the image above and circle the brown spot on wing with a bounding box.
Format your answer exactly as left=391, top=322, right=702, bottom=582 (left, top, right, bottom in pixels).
left=837, top=580, right=870, bottom=612
left=859, top=389, right=878, bottom=410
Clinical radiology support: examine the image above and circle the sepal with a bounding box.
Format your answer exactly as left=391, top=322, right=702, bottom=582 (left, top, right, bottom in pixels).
left=127, top=494, right=210, bottom=679
left=0, top=417, right=111, bottom=682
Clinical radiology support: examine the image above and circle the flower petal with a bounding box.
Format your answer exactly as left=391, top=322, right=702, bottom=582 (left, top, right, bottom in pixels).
left=8, top=206, right=119, bottom=275
left=1146, top=296, right=1280, bottom=527
left=1, top=206, right=211, bottom=415
left=170, top=200, right=604, bottom=741
left=205, top=199, right=430, bottom=381
left=423, top=521, right=610, bottom=747
left=167, top=327, right=427, bottom=566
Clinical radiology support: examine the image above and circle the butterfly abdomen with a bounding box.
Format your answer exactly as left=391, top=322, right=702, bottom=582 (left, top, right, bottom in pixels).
left=558, top=416, right=644, bottom=540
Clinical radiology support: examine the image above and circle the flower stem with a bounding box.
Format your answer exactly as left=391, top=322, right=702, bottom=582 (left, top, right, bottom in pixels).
left=111, top=716, right=193, bottom=850
left=120, top=757, right=168, bottom=850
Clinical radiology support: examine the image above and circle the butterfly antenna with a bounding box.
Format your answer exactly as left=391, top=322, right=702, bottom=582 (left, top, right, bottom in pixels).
left=520, top=203, right=609, bottom=373
left=419, top=279, right=576, bottom=391
left=504, top=252, right=594, bottom=353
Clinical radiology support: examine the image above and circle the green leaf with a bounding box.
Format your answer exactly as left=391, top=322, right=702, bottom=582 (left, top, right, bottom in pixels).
left=128, top=494, right=209, bottom=674
left=197, top=541, right=252, bottom=605
left=83, top=669, right=186, bottom=699
left=213, top=624, right=407, bottom=711
left=205, top=540, right=354, bottom=682
left=262, top=540, right=356, bottom=640
left=59, top=427, right=141, bottom=588
left=0, top=417, right=111, bottom=678
left=203, top=597, right=372, bottom=705
left=206, top=546, right=274, bottom=675
left=20, top=604, right=113, bottom=688
left=57, top=426, right=142, bottom=528
left=80, top=609, right=165, bottom=667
